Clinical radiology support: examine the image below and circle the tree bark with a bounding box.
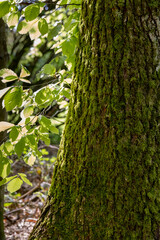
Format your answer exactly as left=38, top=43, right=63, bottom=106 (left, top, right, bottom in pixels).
left=29, top=0, right=160, bottom=239
left=0, top=19, right=8, bottom=240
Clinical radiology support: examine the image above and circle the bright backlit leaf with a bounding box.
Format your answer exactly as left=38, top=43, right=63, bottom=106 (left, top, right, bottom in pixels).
left=0, top=176, right=17, bottom=187
left=4, top=87, right=22, bottom=111
left=4, top=141, right=13, bottom=153
left=20, top=65, right=30, bottom=78
left=29, top=21, right=41, bottom=40
left=0, top=122, right=14, bottom=132
left=19, top=78, right=31, bottom=84
left=0, top=87, right=12, bottom=99
left=7, top=177, right=23, bottom=193
left=0, top=69, right=18, bottom=83
left=18, top=173, right=32, bottom=186
left=27, top=154, right=36, bottom=166
left=8, top=12, right=20, bottom=27
left=17, top=19, right=34, bottom=34
left=23, top=106, right=34, bottom=118
left=2, top=76, right=18, bottom=83
left=17, top=19, right=40, bottom=39
left=0, top=158, right=11, bottom=178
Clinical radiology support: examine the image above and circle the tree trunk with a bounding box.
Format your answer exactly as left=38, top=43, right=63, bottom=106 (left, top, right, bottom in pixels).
left=0, top=19, right=8, bottom=240
left=29, top=0, right=160, bottom=239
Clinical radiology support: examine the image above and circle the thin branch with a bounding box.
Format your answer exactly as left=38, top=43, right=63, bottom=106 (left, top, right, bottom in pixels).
left=19, top=1, right=81, bottom=6
left=51, top=3, right=81, bottom=6
left=38, top=144, right=59, bottom=150
left=4, top=208, right=23, bottom=216
left=17, top=183, right=41, bottom=201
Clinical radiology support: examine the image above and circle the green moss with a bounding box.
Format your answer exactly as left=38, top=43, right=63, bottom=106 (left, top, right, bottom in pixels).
left=29, top=0, right=160, bottom=239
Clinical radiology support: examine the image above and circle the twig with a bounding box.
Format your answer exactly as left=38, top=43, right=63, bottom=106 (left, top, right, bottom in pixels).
left=17, top=183, right=41, bottom=201
left=19, top=1, right=81, bottom=6
left=38, top=144, right=59, bottom=150
left=4, top=208, right=23, bottom=216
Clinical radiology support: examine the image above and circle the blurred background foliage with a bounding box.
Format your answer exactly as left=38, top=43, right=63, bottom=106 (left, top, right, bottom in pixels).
left=0, top=0, right=81, bottom=202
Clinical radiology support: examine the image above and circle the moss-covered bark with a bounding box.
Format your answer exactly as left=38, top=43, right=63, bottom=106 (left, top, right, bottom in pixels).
left=0, top=19, right=8, bottom=240
left=29, top=0, right=160, bottom=239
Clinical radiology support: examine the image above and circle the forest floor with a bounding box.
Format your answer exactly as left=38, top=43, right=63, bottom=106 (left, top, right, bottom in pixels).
left=4, top=150, right=56, bottom=240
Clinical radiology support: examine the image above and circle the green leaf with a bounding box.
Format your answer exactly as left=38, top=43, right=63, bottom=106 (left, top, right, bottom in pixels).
left=24, top=4, right=40, bottom=22
left=20, top=65, right=30, bottom=78
left=4, top=87, right=22, bottom=111
left=17, top=19, right=34, bottom=34
left=0, top=1, right=10, bottom=18
left=0, top=87, right=12, bottom=99
left=15, top=138, right=25, bottom=157
left=42, top=64, right=56, bottom=75
left=23, top=106, right=34, bottom=118
left=40, top=133, right=50, bottom=146
left=7, top=177, right=23, bottom=193
left=8, top=12, right=20, bottom=27
left=0, top=68, right=17, bottom=77
left=39, top=115, right=50, bottom=129
left=4, top=142, right=13, bottom=154
left=48, top=23, right=62, bottom=41
left=0, top=68, right=18, bottom=82
left=3, top=75, right=18, bottom=82
left=9, top=126, right=19, bottom=141
left=0, top=176, right=17, bottom=187
left=35, top=88, right=50, bottom=104
left=24, top=116, right=38, bottom=126
left=18, top=173, right=32, bottom=186
left=61, top=36, right=77, bottom=57
left=60, top=0, right=67, bottom=4
left=38, top=18, right=48, bottom=35
left=69, top=0, right=82, bottom=3
left=0, top=158, right=11, bottom=178
left=62, top=89, right=70, bottom=99
left=39, top=116, right=59, bottom=135
left=64, top=12, right=79, bottom=31
left=27, top=134, right=36, bottom=146
left=17, top=19, right=41, bottom=39
left=49, top=124, right=59, bottom=134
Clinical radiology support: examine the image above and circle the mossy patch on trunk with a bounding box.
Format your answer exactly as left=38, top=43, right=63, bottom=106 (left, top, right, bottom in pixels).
left=29, top=1, right=160, bottom=239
